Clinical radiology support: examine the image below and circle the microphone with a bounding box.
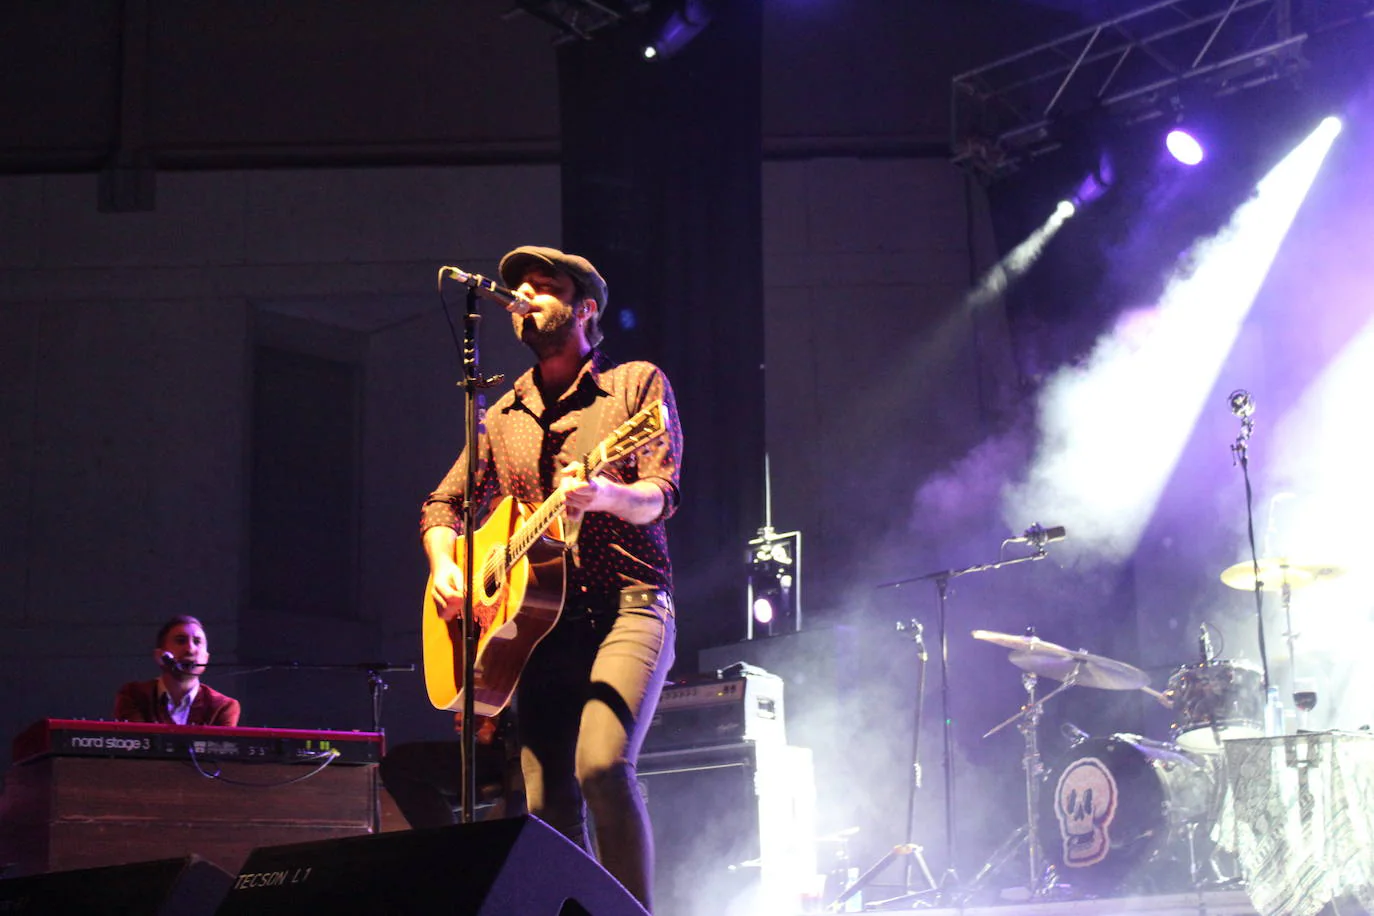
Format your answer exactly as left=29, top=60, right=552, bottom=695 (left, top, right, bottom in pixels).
left=1009, top=523, right=1067, bottom=548
left=1228, top=389, right=1255, bottom=419
left=1198, top=624, right=1215, bottom=663
left=160, top=652, right=205, bottom=673
left=1061, top=722, right=1091, bottom=745
left=896, top=618, right=925, bottom=650
left=440, top=266, right=533, bottom=315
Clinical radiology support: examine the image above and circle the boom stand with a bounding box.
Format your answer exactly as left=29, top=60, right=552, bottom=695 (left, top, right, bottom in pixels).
left=1229, top=390, right=1272, bottom=694
left=853, top=546, right=1047, bottom=907
left=263, top=659, right=417, bottom=832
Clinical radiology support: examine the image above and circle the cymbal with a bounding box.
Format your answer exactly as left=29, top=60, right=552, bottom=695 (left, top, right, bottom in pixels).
left=1008, top=649, right=1149, bottom=690
left=972, top=629, right=1149, bottom=691
left=971, top=629, right=1072, bottom=655
left=1219, top=558, right=1345, bottom=592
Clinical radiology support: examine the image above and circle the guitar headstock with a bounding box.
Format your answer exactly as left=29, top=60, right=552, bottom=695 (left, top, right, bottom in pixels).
left=588, top=400, right=668, bottom=474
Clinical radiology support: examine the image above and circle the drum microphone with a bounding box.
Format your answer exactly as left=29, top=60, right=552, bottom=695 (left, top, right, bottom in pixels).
left=1061, top=722, right=1091, bottom=746
left=440, top=266, right=534, bottom=315
left=1010, top=523, right=1067, bottom=548
left=1198, top=624, right=1215, bottom=663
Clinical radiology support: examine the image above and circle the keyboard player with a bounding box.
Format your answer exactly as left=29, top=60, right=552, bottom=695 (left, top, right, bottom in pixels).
left=113, top=615, right=240, bottom=727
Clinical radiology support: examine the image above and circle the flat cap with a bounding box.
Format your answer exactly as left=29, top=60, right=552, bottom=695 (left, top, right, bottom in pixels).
left=498, top=245, right=608, bottom=311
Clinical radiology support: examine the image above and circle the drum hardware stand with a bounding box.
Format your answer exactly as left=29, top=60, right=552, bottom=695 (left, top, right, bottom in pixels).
left=962, top=660, right=1083, bottom=902
left=872, top=533, right=1055, bottom=905
left=1278, top=577, right=1305, bottom=725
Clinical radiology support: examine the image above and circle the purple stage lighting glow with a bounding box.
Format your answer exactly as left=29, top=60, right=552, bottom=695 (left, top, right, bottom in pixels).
left=1166, top=129, right=1205, bottom=165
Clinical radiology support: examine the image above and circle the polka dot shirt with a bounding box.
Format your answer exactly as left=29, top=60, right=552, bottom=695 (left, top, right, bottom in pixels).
left=421, top=350, right=683, bottom=610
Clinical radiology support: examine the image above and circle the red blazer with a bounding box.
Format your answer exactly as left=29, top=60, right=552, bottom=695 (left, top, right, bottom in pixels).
left=113, top=679, right=241, bottom=727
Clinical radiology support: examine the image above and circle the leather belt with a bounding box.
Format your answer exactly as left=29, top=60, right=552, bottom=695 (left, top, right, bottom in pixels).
left=618, top=588, right=671, bottom=610
left=565, top=588, right=672, bottom=617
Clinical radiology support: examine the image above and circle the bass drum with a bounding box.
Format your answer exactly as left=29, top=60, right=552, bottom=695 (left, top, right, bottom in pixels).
left=1037, top=734, right=1214, bottom=894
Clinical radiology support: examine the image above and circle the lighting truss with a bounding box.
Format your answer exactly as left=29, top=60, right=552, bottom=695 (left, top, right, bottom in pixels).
left=951, top=0, right=1371, bottom=180
left=508, top=0, right=650, bottom=43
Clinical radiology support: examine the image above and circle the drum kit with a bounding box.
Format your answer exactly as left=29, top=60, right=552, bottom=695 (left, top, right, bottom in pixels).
left=968, top=556, right=1345, bottom=899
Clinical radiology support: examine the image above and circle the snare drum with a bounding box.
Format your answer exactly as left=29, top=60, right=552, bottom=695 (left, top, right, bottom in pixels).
left=1038, top=734, right=1213, bottom=894
left=1165, top=659, right=1265, bottom=751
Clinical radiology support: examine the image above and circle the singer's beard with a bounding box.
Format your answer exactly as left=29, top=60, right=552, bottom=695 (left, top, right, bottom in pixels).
left=517, top=310, right=576, bottom=360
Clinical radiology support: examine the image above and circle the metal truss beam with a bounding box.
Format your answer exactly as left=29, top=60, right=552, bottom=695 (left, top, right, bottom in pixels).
left=508, top=0, right=650, bottom=44
left=952, top=0, right=1373, bottom=179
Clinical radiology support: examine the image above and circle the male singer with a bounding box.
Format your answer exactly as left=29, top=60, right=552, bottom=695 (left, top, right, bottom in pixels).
left=422, top=245, right=681, bottom=910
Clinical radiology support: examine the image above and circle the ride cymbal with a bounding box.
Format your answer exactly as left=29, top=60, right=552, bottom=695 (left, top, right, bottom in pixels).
left=1219, top=558, right=1345, bottom=592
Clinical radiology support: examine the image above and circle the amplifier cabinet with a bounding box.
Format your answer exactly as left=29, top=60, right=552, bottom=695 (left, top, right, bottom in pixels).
left=638, top=742, right=814, bottom=916
left=644, top=669, right=785, bottom=754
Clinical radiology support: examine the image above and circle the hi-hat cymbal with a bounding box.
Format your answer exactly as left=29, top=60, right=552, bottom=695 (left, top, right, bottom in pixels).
left=971, top=630, right=1149, bottom=690
left=1219, top=558, right=1345, bottom=592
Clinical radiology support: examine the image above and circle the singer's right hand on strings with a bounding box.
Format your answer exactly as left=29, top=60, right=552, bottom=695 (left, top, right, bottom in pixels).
left=424, top=526, right=465, bottom=620
left=430, top=561, right=466, bottom=621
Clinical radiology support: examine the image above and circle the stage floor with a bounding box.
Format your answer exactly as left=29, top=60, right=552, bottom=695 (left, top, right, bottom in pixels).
left=822, top=889, right=1258, bottom=915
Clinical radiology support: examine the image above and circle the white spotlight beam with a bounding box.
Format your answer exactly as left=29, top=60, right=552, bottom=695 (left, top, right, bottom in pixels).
left=1003, top=118, right=1344, bottom=561
left=963, top=204, right=1074, bottom=314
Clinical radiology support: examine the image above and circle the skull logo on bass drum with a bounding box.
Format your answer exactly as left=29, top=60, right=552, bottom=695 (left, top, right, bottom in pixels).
left=1053, top=755, right=1119, bottom=867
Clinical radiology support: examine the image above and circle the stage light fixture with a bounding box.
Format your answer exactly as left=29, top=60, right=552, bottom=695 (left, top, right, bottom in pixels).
left=641, top=0, right=715, bottom=61
left=1166, top=128, right=1206, bottom=165
left=746, top=527, right=801, bottom=639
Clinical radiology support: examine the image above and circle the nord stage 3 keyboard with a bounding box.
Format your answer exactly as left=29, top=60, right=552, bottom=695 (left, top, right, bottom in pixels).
left=12, top=718, right=383, bottom=766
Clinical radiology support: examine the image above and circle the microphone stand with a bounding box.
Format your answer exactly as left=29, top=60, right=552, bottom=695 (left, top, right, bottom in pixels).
left=254, top=659, right=416, bottom=832
left=457, top=285, right=500, bottom=826
left=874, top=542, right=1050, bottom=900
left=829, top=619, right=937, bottom=912
left=438, top=271, right=507, bottom=825
left=1229, top=392, right=1271, bottom=694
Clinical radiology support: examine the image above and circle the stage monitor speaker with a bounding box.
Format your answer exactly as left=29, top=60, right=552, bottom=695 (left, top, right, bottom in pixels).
left=0, top=855, right=232, bottom=916
left=214, top=814, right=647, bottom=916
left=639, top=742, right=815, bottom=916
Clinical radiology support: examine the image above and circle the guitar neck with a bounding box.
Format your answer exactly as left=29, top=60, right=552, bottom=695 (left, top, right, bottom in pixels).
left=506, top=453, right=609, bottom=565
left=509, top=493, right=559, bottom=563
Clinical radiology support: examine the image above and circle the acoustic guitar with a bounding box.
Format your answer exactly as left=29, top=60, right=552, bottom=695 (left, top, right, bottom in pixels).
left=422, top=399, right=668, bottom=715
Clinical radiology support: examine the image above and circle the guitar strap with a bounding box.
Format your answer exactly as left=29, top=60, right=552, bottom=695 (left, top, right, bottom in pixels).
left=563, top=372, right=619, bottom=566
